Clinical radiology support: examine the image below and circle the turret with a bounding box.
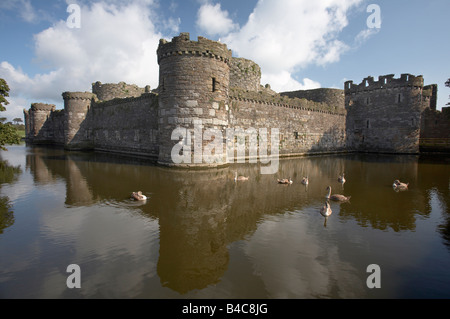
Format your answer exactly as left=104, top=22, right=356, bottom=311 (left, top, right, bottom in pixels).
left=62, top=92, right=95, bottom=150
left=345, top=74, right=429, bottom=154
left=92, top=81, right=149, bottom=101
left=157, top=32, right=232, bottom=167
left=25, top=103, right=56, bottom=143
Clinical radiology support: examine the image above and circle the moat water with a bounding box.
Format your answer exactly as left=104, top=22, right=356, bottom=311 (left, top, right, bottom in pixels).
left=0, top=144, right=449, bottom=299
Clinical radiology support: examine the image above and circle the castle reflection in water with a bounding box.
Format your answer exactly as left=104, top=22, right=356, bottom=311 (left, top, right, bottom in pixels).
left=21, top=146, right=450, bottom=295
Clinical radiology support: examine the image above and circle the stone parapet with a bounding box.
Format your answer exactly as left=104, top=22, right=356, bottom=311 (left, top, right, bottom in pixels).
left=157, top=33, right=232, bottom=65
left=31, top=103, right=56, bottom=111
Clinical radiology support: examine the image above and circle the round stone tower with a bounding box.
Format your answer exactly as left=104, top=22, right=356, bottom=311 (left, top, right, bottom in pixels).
left=62, top=91, right=95, bottom=150
left=157, top=33, right=232, bottom=167
left=229, top=57, right=261, bottom=92
left=25, top=103, right=56, bottom=142
left=92, top=81, right=149, bottom=101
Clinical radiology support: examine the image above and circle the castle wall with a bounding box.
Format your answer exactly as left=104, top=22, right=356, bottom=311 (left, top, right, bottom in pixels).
left=92, top=81, right=150, bottom=101
left=88, top=94, right=159, bottom=157
left=50, top=110, right=65, bottom=145
left=420, top=107, right=450, bottom=152
left=228, top=94, right=346, bottom=158
left=280, top=88, right=345, bottom=110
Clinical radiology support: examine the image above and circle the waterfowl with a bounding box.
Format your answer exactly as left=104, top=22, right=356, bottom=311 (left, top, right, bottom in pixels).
left=234, top=172, right=249, bottom=182
left=338, top=173, right=346, bottom=184
left=131, top=191, right=147, bottom=201
left=320, top=201, right=332, bottom=217
left=393, top=180, right=408, bottom=190
left=301, top=177, right=309, bottom=185
left=278, top=177, right=293, bottom=185
left=325, top=186, right=351, bottom=202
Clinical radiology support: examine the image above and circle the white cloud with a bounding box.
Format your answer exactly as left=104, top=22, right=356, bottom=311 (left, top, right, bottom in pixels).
left=262, top=71, right=321, bottom=93
left=221, top=0, right=364, bottom=92
left=196, top=3, right=239, bottom=37
left=0, top=1, right=163, bottom=121
left=354, top=28, right=380, bottom=47
left=1, top=0, right=371, bottom=121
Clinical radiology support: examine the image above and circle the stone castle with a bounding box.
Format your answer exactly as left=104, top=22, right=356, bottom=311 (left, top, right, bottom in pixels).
left=24, top=32, right=450, bottom=168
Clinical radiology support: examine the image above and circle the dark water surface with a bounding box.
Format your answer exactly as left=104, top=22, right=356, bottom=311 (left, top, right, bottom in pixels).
left=0, top=145, right=449, bottom=298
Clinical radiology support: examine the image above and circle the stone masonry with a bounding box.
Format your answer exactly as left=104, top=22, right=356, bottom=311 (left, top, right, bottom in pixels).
left=24, top=32, right=448, bottom=168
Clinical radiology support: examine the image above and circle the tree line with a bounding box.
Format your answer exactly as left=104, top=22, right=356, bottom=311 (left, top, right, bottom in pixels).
left=0, top=78, right=22, bottom=151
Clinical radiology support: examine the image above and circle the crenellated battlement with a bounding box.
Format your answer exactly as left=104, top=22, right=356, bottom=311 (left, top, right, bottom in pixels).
left=30, top=103, right=56, bottom=112
left=62, top=92, right=96, bottom=101
left=345, top=74, right=424, bottom=95
left=157, top=32, right=232, bottom=65
left=229, top=88, right=346, bottom=116
left=92, top=81, right=150, bottom=101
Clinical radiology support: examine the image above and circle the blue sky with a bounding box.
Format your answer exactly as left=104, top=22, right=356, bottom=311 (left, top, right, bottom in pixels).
left=0, top=0, right=448, bottom=121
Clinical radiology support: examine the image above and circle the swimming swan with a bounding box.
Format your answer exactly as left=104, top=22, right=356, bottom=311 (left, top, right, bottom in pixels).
left=278, top=178, right=293, bottom=185
left=301, top=177, right=309, bottom=185
left=393, top=180, right=409, bottom=190
left=325, top=186, right=351, bottom=202
left=131, top=191, right=147, bottom=201
left=320, top=201, right=332, bottom=217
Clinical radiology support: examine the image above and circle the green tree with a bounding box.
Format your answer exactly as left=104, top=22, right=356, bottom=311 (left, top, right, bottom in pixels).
left=13, top=118, right=23, bottom=125
left=0, top=79, right=21, bottom=151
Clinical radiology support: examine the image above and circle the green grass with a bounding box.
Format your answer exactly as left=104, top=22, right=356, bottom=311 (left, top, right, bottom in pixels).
left=17, top=130, right=25, bottom=138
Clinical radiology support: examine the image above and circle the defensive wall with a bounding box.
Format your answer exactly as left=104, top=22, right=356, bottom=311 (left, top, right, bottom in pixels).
left=24, top=32, right=449, bottom=169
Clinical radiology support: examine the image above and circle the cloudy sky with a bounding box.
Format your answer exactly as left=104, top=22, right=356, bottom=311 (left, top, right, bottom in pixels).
left=0, top=0, right=448, bottom=121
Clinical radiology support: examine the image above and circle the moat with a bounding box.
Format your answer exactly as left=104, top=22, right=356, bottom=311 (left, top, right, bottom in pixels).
left=0, top=145, right=449, bottom=298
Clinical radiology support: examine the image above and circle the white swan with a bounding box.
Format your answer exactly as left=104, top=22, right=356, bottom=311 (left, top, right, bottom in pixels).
left=277, top=177, right=293, bottom=185
left=131, top=191, right=147, bottom=201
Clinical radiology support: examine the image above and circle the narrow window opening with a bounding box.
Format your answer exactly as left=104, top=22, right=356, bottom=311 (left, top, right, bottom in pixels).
left=397, top=94, right=401, bottom=103
left=366, top=120, right=370, bottom=129
left=294, top=132, right=299, bottom=139
left=212, top=77, right=216, bottom=92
